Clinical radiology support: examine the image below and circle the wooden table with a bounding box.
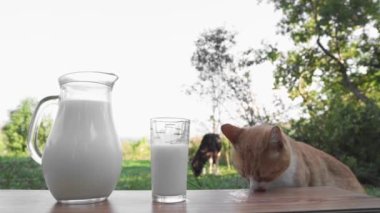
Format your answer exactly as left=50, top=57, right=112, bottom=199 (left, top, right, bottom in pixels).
left=1, top=187, right=380, bottom=212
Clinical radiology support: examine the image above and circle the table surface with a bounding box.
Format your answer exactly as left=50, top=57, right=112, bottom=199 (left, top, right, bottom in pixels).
left=1, top=187, right=380, bottom=213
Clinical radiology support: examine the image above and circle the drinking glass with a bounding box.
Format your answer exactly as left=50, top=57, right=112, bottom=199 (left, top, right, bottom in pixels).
left=150, top=117, right=190, bottom=203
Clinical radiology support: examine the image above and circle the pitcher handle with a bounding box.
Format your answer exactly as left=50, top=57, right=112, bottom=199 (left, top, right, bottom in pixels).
left=27, top=96, right=59, bottom=165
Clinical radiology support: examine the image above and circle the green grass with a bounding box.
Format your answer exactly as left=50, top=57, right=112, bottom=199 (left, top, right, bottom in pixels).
left=0, top=156, right=46, bottom=189
left=116, top=160, right=248, bottom=190
left=0, top=156, right=379, bottom=197
left=117, top=160, right=151, bottom=190
left=365, top=185, right=380, bottom=197
left=0, top=157, right=246, bottom=190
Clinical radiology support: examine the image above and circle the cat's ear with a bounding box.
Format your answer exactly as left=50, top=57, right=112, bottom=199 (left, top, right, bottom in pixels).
left=270, top=126, right=284, bottom=148
left=221, top=124, right=242, bottom=144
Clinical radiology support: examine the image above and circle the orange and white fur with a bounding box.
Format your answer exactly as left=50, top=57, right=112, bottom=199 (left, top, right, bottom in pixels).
left=221, top=123, right=365, bottom=193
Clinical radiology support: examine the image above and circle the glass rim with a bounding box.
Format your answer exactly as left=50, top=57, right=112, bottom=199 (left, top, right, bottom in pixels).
left=150, top=117, right=190, bottom=123
left=58, top=71, right=119, bottom=88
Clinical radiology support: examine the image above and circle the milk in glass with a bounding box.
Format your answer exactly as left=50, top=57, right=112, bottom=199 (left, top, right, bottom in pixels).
left=151, top=143, right=188, bottom=196
left=150, top=117, right=189, bottom=203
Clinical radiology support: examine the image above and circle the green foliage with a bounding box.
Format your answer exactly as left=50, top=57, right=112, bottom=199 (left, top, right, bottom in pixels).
left=191, top=27, right=236, bottom=77
left=116, top=160, right=247, bottom=190
left=116, top=160, right=151, bottom=190
left=220, top=136, right=232, bottom=167
left=0, top=131, right=7, bottom=155
left=2, top=98, right=52, bottom=156
left=121, top=138, right=151, bottom=161
left=365, top=185, right=380, bottom=197
left=0, top=156, right=45, bottom=189
left=0, top=157, right=247, bottom=191
left=190, top=27, right=274, bottom=127
left=1, top=157, right=379, bottom=196
left=2, top=99, right=35, bottom=155
left=287, top=100, right=380, bottom=185
left=36, top=118, right=53, bottom=153
left=189, top=27, right=236, bottom=132
left=187, top=164, right=248, bottom=189
left=258, top=0, right=380, bottom=185
left=267, top=0, right=380, bottom=105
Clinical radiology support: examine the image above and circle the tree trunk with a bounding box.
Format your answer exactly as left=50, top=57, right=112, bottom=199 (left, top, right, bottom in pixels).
left=311, top=2, right=372, bottom=105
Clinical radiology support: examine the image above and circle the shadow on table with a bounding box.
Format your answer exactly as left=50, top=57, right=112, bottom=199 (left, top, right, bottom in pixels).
left=48, top=198, right=188, bottom=213
left=152, top=201, right=187, bottom=213
left=49, top=200, right=114, bottom=213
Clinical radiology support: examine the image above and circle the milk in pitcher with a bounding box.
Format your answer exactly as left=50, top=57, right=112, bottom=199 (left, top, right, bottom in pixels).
left=42, top=99, right=122, bottom=200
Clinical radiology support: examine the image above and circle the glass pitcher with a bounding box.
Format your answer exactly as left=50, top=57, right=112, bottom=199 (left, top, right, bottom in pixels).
left=27, top=71, right=122, bottom=204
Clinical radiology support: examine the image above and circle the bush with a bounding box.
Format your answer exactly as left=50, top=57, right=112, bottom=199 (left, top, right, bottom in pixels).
left=0, top=131, right=7, bottom=156
left=0, top=156, right=45, bottom=189
left=287, top=101, right=380, bottom=186
left=121, top=138, right=150, bottom=160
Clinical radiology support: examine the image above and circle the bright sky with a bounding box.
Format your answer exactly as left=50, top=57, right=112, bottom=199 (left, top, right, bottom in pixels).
left=0, top=0, right=293, bottom=138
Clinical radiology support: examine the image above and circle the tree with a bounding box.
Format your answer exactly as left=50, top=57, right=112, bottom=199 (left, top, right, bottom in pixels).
left=0, top=129, right=6, bottom=155
left=267, top=0, right=380, bottom=108
left=258, top=0, right=380, bottom=184
left=189, top=27, right=236, bottom=132
left=225, top=48, right=274, bottom=126
left=189, top=27, right=275, bottom=130
left=2, top=99, right=35, bottom=154
left=2, top=98, right=52, bottom=155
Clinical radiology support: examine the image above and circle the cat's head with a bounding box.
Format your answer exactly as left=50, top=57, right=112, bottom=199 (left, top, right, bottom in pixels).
left=221, top=123, right=291, bottom=192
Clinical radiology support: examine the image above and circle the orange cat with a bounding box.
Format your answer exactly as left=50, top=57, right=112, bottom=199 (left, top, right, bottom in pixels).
left=221, top=123, right=365, bottom=193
